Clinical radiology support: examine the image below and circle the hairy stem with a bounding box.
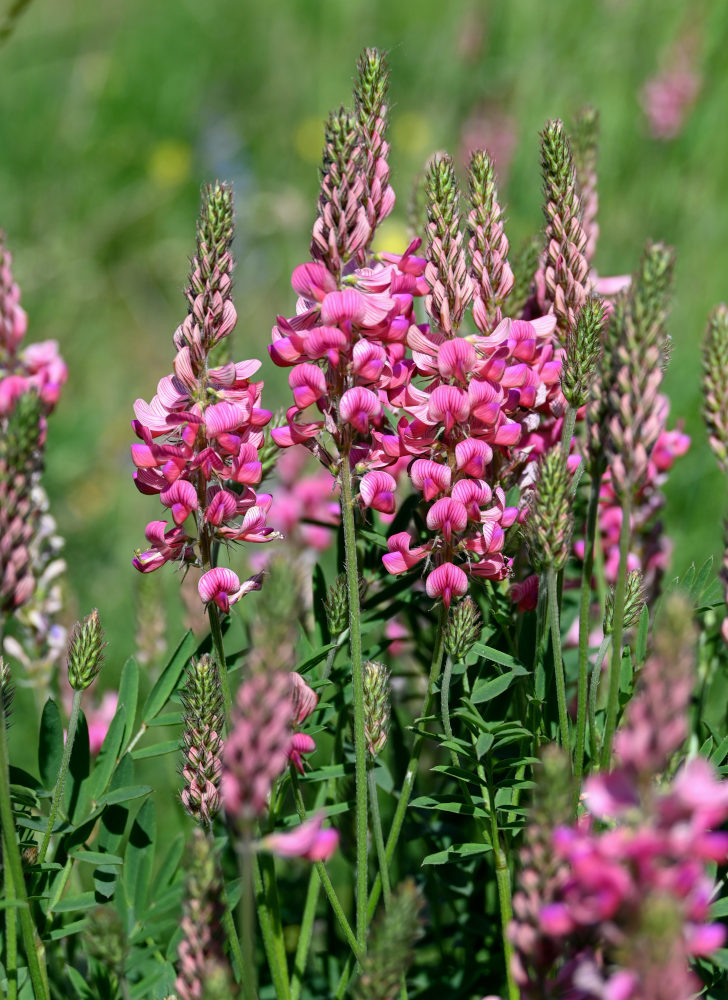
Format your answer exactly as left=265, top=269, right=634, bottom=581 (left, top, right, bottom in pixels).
left=237, top=835, right=257, bottom=1000
left=546, top=568, right=570, bottom=754
left=254, top=854, right=291, bottom=1000
left=574, top=472, right=601, bottom=790
left=600, top=493, right=632, bottom=769
left=0, top=698, right=49, bottom=1000
left=339, top=454, right=368, bottom=952
left=38, top=689, right=82, bottom=865
left=290, top=868, right=321, bottom=1000
left=367, top=765, right=391, bottom=908
left=588, top=634, right=613, bottom=767
left=4, top=832, right=18, bottom=1000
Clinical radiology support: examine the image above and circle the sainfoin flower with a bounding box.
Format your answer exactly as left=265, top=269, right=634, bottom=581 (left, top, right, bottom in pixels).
left=510, top=595, right=728, bottom=998
left=131, top=183, right=275, bottom=606
left=263, top=812, right=339, bottom=862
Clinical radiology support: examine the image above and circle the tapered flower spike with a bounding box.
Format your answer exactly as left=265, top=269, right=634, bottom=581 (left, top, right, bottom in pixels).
left=363, top=660, right=390, bottom=758
left=467, top=149, right=514, bottom=333
left=605, top=241, right=675, bottom=495
left=604, top=568, right=645, bottom=636
left=570, top=106, right=600, bottom=266
left=310, top=107, right=371, bottom=276
left=355, top=879, right=424, bottom=1000
left=67, top=609, right=107, bottom=692
left=0, top=656, right=13, bottom=725
left=702, top=303, right=728, bottom=477
left=561, top=295, right=605, bottom=409
left=354, top=47, right=394, bottom=240
left=524, top=451, right=573, bottom=573
left=221, top=670, right=294, bottom=823
left=425, top=154, right=473, bottom=336
left=539, top=119, right=589, bottom=339
left=175, top=828, right=238, bottom=1000
left=444, top=596, right=482, bottom=661
left=0, top=390, right=42, bottom=614
left=180, top=655, right=224, bottom=827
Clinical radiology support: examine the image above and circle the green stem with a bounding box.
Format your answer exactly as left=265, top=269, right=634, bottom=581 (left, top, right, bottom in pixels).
left=560, top=405, right=577, bottom=458
left=291, top=774, right=361, bottom=962
left=440, top=655, right=454, bottom=742
left=338, top=455, right=368, bottom=952
left=574, top=472, right=601, bottom=790
left=4, top=835, right=18, bottom=1000
left=600, top=493, right=632, bottom=770
left=237, top=835, right=257, bottom=1000
left=290, top=868, right=321, bottom=1000
left=220, top=897, right=245, bottom=983
left=588, top=635, right=612, bottom=766
left=254, top=854, right=290, bottom=1000
left=486, top=760, right=518, bottom=1000
left=208, top=602, right=232, bottom=722
left=546, top=568, right=570, bottom=754
left=367, top=765, right=391, bottom=908
left=38, top=689, right=82, bottom=866
left=0, top=702, right=49, bottom=1000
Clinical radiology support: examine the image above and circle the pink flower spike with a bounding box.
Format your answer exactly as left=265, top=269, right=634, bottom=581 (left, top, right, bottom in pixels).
left=687, top=922, right=726, bottom=956
left=339, top=387, right=381, bottom=435
left=291, top=262, right=337, bottom=301
left=360, top=471, right=397, bottom=514
left=425, top=563, right=468, bottom=608
left=382, top=532, right=429, bottom=575
left=428, top=384, right=469, bottom=433
left=320, top=288, right=366, bottom=326
left=409, top=459, right=451, bottom=501
left=205, top=489, right=238, bottom=526
left=289, top=363, right=327, bottom=410
left=264, top=812, right=339, bottom=862
left=437, top=338, right=476, bottom=382
left=455, top=438, right=493, bottom=478
left=198, top=567, right=245, bottom=614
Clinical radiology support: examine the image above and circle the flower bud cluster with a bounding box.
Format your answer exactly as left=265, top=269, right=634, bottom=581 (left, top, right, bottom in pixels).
left=131, top=183, right=275, bottom=610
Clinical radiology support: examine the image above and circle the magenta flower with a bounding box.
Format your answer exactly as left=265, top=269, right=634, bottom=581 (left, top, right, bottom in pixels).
left=263, top=812, right=339, bottom=862
left=131, top=184, right=275, bottom=605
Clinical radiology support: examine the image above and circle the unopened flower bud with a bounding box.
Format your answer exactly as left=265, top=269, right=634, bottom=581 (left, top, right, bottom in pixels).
left=444, top=596, right=482, bottom=661
left=604, top=569, right=646, bottom=636
left=425, top=154, right=472, bottom=336
left=570, top=106, right=600, bottom=265
left=562, top=296, right=605, bottom=408
left=363, top=661, right=390, bottom=758
left=67, top=609, right=107, bottom=691
left=324, top=573, right=349, bottom=636
left=702, top=303, right=728, bottom=477
left=180, top=655, right=224, bottom=826
left=525, top=452, right=573, bottom=572
left=355, top=879, right=424, bottom=1000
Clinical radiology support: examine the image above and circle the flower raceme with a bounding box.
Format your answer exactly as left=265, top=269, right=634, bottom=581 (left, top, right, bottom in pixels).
left=131, top=184, right=276, bottom=609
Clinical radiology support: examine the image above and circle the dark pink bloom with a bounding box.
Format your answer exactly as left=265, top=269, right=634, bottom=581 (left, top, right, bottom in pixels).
left=382, top=532, right=430, bottom=575
left=264, top=812, right=339, bottom=862
left=360, top=471, right=397, bottom=514
left=425, top=563, right=468, bottom=608
left=287, top=732, right=316, bottom=774
left=198, top=567, right=252, bottom=614
left=339, top=386, right=381, bottom=435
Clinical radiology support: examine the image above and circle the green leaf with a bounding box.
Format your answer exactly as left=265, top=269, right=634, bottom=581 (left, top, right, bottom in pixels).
left=9, top=766, right=41, bottom=790
left=68, top=849, right=123, bottom=866
left=691, top=556, right=714, bottom=603
left=125, top=798, right=156, bottom=915
left=65, top=710, right=90, bottom=822
left=150, top=833, right=185, bottom=897
left=410, top=795, right=486, bottom=817
left=470, top=666, right=528, bottom=705
left=118, top=656, right=140, bottom=751
left=470, top=643, right=527, bottom=671
left=38, top=698, right=64, bottom=789
left=131, top=740, right=180, bottom=760
left=142, top=630, right=196, bottom=724
left=51, top=891, right=98, bottom=913
left=87, top=703, right=128, bottom=802
left=97, top=785, right=152, bottom=807
left=48, top=918, right=88, bottom=940
left=423, top=842, right=492, bottom=865
left=634, top=604, right=649, bottom=665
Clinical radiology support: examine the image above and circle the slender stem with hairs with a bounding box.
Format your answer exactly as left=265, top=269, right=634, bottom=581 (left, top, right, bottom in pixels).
left=574, top=472, right=601, bottom=788
left=338, top=453, right=368, bottom=952
left=290, top=868, right=321, bottom=1000
left=237, top=834, right=257, bottom=1000
left=0, top=696, right=49, bottom=1000
left=253, top=854, right=290, bottom=1000
left=588, top=634, right=613, bottom=765
left=4, top=827, right=18, bottom=1000
left=546, top=568, right=570, bottom=754
left=600, top=493, right=632, bottom=769
left=367, top=765, right=391, bottom=908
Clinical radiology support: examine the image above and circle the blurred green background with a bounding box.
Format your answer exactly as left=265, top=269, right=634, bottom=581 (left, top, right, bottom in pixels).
left=1, top=0, right=727, bottom=673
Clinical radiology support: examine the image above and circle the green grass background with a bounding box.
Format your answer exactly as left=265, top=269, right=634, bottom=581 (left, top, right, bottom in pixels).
left=1, top=0, right=727, bottom=672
